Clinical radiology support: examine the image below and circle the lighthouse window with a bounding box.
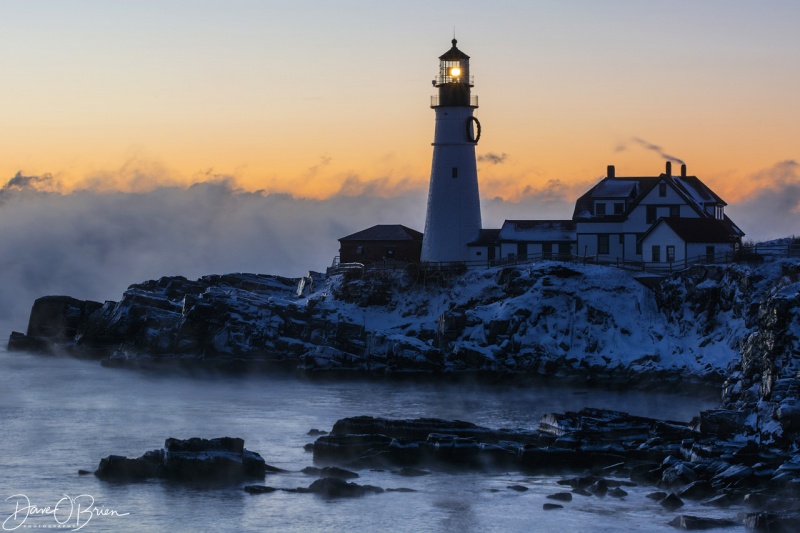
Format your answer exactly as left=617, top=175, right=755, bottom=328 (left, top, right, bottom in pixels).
left=452, top=167, right=458, bottom=178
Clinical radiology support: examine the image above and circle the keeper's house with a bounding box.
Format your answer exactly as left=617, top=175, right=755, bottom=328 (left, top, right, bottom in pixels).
left=572, top=162, right=744, bottom=264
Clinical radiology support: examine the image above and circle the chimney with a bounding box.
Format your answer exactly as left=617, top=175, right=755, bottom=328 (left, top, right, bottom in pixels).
left=607, top=165, right=615, bottom=179
left=681, top=164, right=686, bottom=178
left=665, top=161, right=672, bottom=176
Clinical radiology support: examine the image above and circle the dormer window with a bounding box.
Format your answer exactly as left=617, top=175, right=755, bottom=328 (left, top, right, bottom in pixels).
left=595, top=203, right=606, bottom=216
left=659, top=183, right=667, bottom=197
left=715, top=205, right=724, bottom=220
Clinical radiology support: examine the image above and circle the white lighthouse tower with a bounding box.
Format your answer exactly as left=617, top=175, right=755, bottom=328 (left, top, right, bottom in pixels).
left=420, top=39, right=482, bottom=263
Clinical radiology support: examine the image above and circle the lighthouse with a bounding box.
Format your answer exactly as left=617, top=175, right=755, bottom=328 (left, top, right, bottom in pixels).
left=420, top=39, right=482, bottom=263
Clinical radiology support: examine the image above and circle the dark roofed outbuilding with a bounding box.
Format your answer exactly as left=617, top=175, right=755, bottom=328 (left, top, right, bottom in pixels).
left=338, top=224, right=423, bottom=265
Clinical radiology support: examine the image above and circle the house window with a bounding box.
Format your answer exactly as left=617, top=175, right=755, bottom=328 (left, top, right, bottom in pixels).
left=652, top=246, right=661, bottom=262
left=706, top=246, right=715, bottom=263
left=385, top=247, right=396, bottom=258
left=646, top=206, right=657, bottom=224
left=452, top=167, right=458, bottom=178
left=542, top=242, right=552, bottom=259
left=598, top=234, right=610, bottom=255
left=666, top=245, right=675, bottom=262
left=476, top=251, right=482, bottom=256
left=618, top=234, right=624, bottom=244
left=614, top=203, right=624, bottom=214
left=659, top=183, right=667, bottom=197
left=715, top=205, right=724, bottom=220
left=356, top=245, right=366, bottom=255
left=670, top=206, right=680, bottom=218
left=636, top=234, right=643, bottom=255
left=517, top=243, right=528, bottom=259
left=558, top=242, right=571, bottom=257
left=595, top=203, right=606, bottom=216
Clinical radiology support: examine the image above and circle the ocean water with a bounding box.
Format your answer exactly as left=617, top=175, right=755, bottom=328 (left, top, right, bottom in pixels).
left=0, top=345, right=745, bottom=532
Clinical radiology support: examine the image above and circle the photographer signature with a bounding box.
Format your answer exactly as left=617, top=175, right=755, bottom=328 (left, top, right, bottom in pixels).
left=4, top=494, right=129, bottom=531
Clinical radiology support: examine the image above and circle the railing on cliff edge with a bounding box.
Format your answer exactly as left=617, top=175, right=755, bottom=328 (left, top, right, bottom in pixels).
left=325, top=242, right=800, bottom=278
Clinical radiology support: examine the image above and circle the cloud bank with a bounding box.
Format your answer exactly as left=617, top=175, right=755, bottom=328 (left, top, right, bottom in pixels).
left=2, top=160, right=799, bottom=333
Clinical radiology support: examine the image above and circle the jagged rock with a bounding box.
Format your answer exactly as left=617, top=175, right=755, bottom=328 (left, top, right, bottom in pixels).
left=542, top=503, right=563, bottom=510
left=94, top=437, right=267, bottom=483
left=547, top=492, right=573, bottom=502
left=743, top=512, right=800, bottom=532
left=507, top=484, right=528, bottom=492
left=94, top=453, right=161, bottom=481
left=307, top=477, right=383, bottom=498
left=243, top=485, right=278, bottom=494
left=667, top=515, right=739, bottom=530
left=660, top=493, right=685, bottom=510
left=301, top=466, right=359, bottom=479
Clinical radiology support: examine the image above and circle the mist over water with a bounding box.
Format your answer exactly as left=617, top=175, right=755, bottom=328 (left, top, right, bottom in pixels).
left=0, top=347, right=726, bottom=533
left=2, top=158, right=800, bottom=332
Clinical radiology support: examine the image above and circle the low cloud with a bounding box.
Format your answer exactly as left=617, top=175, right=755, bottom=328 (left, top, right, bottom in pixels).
left=726, top=160, right=800, bottom=241
left=478, top=152, right=509, bottom=165
left=0, top=174, right=425, bottom=330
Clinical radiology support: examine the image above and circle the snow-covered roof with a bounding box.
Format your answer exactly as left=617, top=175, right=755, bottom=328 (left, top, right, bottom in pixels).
left=498, top=220, right=576, bottom=241
left=591, top=180, right=637, bottom=198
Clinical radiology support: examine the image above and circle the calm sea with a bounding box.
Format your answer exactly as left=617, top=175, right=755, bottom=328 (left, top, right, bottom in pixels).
left=0, top=344, right=743, bottom=532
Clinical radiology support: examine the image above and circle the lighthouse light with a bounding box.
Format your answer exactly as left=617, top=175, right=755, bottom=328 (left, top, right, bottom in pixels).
left=450, top=66, right=461, bottom=77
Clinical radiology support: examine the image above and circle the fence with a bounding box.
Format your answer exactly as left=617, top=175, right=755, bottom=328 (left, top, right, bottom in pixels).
left=326, top=241, right=800, bottom=278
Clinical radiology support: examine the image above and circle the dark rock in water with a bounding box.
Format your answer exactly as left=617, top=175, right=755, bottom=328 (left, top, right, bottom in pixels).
left=386, top=487, right=417, bottom=493
left=301, top=466, right=359, bottom=479
left=678, top=481, right=716, bottom=500
left=507, top=484, right=528, bottom=492
left=162, top=437, right=267, bottom=481
left=9, top=296, right=102, bottom=353
left=77, top=469, right=92, bottom=476
left=572, top=488, right=591, bottom=497
left=307, top=429, right=328, bottom=436
left=307, top=477, right=383, bottom=498
left=95, top=454, right=162, bottom=481
left=244, top=485, right=278, bottom=494
left=608, top=487, right=627, bottom=498
left=95, top=437, right=267, bottom=483
left=587, top=479, right=609, bottom=496
left=667, top=515, right=738, bottom=530
left=630, top=463, right=662, bottom=484
left=547, top=492, right=573, bottom=502
left=742, top=512, right=800, bottom=532
left=393, top=467, right=431, bottom=477
left=647, top=491, right=669, bottom=500
left=660, top=493, right=684, bottom=510
left=703, top=493, right=734, bottom=508
left=542, top=503, right=563, bottom=510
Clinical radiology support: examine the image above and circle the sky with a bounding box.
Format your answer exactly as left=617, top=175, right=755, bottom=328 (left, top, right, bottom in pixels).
left=1, top=1, right=799, bottom=330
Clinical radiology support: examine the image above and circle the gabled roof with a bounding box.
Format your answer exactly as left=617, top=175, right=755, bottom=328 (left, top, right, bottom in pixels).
left=573, top=170, right=728, bottom=221
left=641, top=217, right=740, bottom=244
left=339, top=224, right=423, bottom=242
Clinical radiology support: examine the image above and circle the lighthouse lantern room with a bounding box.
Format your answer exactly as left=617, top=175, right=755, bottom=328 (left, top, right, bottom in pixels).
left=421, top=38, right=483, bottom=263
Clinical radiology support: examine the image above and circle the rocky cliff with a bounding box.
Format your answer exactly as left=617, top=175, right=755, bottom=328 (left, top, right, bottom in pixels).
left=7, top=259, right=800, bottom=436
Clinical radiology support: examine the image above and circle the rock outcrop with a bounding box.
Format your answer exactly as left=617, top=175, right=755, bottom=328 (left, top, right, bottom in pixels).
left=8, top=258, right=800, bottom=454
left=7, top=261, right=772, bottom=387
left=94, top=437, right=269, bottom=483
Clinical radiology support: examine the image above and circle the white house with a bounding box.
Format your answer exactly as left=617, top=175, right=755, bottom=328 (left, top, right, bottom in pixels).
left=573, top=162, right=744, bottom=264
left=466, top=161, right=743, bottom=266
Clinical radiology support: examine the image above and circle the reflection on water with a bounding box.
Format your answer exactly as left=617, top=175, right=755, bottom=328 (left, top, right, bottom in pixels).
left=0, top=348, right=735, bottom=533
